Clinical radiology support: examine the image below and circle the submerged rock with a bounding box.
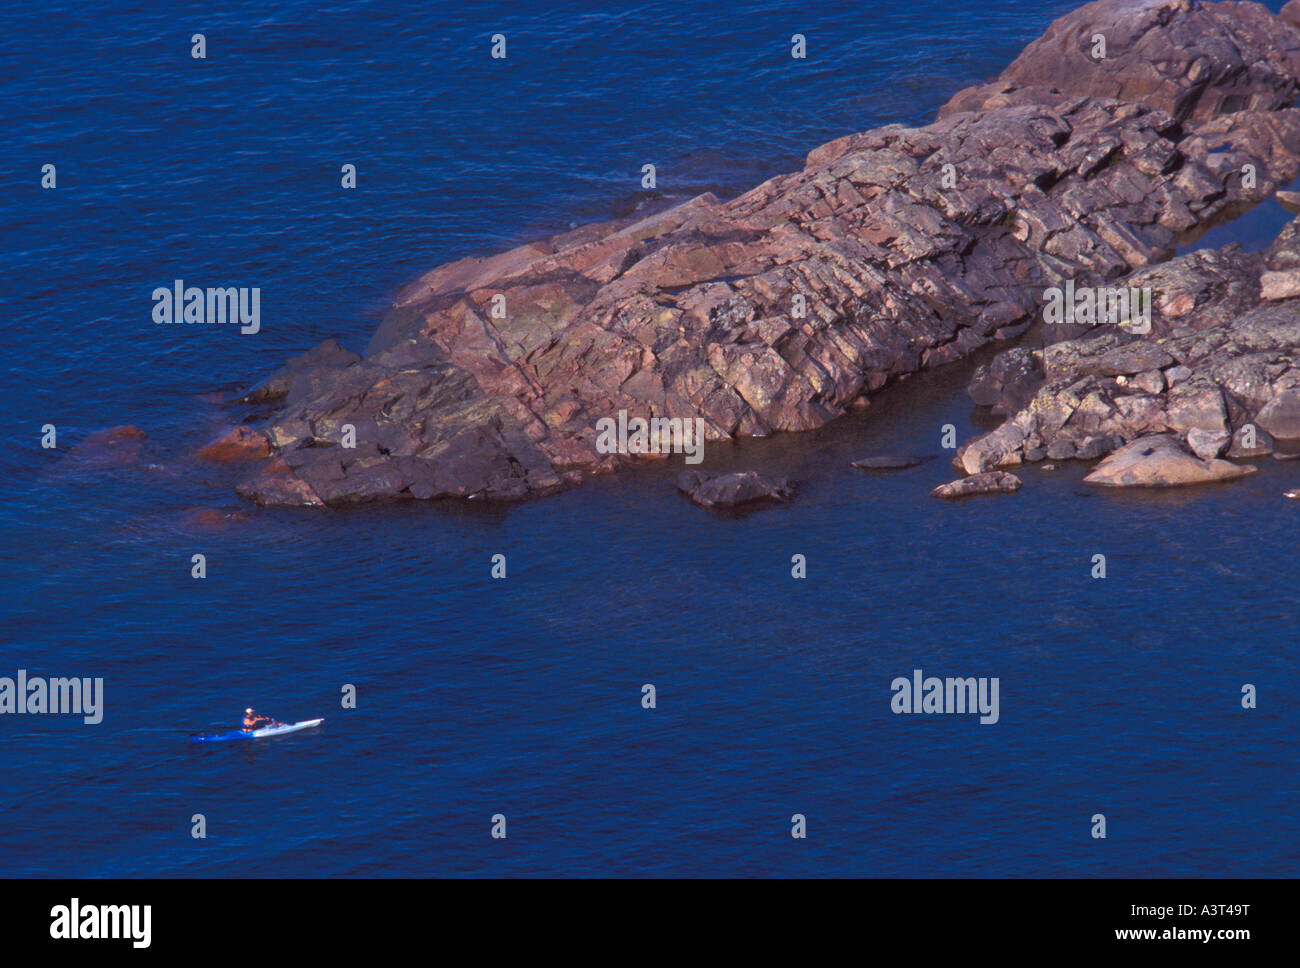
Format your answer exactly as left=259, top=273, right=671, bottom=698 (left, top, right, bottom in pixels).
left=931, top=471, right=1023, bottom=499
left=59, top=425, right=148, bottom=471
left=1083, top=435, right=1255, bottom=487
left=676, top=470, right=794, bottom=508
left=183, top=508, right=253, bottom=529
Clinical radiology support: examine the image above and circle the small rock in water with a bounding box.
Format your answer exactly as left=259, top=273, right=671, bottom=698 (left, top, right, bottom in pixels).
left=851, top=455, right=923, bottom=471
left=1284, top=488, right=1300, bottom=499
left=676, top=470, right=795, bottom=509
left=930, top=471, right=1022, bottom=500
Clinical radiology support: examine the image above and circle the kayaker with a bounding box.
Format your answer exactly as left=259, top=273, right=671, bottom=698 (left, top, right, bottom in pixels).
left=242, top=707, right=275, bottom=731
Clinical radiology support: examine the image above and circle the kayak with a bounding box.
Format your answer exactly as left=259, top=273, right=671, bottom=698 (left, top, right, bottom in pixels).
left=190, top=718, right=324, bottom=743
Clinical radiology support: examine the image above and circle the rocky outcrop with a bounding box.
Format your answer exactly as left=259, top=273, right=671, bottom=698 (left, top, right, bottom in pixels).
left=957, top=213, right=1300, bottom=479
left=931, top=471, right=1023, bottom=499
left=676, top=470, right=795, bottom=508
left=236, top=0, right=1300, bottom=506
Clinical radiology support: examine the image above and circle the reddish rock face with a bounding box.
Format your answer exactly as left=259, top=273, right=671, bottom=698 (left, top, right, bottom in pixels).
left=237, top=0, right=1300, bottom=507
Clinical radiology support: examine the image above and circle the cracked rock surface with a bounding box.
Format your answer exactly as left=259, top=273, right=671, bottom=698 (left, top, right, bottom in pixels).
left=232, top=0, right=1300, bottom=506
left=957, top=213, right=1300, bottom=479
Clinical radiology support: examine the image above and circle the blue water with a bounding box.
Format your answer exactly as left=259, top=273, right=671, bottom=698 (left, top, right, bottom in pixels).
left=2, top=0, right=1297, bottom=877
